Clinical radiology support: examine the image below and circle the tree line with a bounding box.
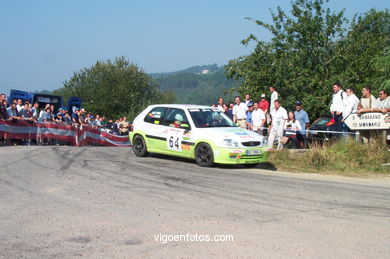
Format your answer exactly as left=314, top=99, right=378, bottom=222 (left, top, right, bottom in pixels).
left=226, top=0, right=389, bottom=120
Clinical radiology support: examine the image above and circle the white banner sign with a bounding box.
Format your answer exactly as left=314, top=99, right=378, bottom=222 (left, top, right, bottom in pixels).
left=344, top=112, right=390, bottom=130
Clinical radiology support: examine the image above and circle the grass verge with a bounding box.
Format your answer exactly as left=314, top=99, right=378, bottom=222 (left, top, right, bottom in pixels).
left=268, top=138, right=390, bottom=177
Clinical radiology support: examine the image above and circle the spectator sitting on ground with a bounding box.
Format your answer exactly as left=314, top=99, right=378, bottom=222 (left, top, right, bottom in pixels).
left=281, top=111, right=302, bottom=149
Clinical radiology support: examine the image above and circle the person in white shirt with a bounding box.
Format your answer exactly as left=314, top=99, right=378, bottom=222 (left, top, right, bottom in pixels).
left=244, top=94, right=252, bottom=106
left=268, top=100, right=288, bottom=149
left=373, top=89, right=390, bottom=113
left=330, top=82, right=347, bottom=133
left=232, top=96, right=248, bottom=128
left=251, top=102, right=266, bottom=135
left=281, top=111, right=302, bottom=148
left=216, top=97, right=225, bottom=112
left=342, top=87, right=360, bottom=120
left=269, top=86, right=279, bottom=113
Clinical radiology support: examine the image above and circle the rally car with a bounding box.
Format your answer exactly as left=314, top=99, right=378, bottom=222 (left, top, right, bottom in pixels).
left=129, top=104, right=267, bottom=167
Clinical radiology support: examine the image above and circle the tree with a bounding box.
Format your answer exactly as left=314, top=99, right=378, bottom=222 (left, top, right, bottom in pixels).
left=339, top=9, right=390, bottom=89
left=54, top=56, right=175, bottom=120
left=372, top=47, right=390, bottom=91
left=226, top=0, right=389, bottom=119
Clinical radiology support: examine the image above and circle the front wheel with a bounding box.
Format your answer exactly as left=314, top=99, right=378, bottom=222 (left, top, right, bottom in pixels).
left=132, top=135, right=148, bottom=157
left=195, top=143, right=214, bottom=167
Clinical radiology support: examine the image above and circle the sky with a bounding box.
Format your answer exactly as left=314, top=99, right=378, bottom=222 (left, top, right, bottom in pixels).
left=0, top=0, right=389, bottom=93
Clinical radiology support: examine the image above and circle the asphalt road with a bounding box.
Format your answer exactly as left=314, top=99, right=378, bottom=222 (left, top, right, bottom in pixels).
left=0, top=146, right=389, bottom=258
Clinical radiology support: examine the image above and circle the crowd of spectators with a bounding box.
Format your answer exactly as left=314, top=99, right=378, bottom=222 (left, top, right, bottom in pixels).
left=212, top=83, right=390, bottom=149
left=0, top=93, right=131, bottom=145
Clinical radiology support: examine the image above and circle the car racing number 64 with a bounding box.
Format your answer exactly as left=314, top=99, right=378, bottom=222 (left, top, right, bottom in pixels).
left=166, top=129, right=183, bottom=151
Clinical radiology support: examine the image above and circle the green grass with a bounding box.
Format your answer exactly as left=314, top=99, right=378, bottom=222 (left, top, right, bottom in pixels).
left=268, top=138, right=390, bottom=176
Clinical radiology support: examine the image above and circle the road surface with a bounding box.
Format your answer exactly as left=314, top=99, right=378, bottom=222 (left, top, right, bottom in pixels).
left=0, top=146, right=389, bottom=258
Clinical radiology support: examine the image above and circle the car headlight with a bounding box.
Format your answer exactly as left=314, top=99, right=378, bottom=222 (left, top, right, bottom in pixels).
left=222, top=138, right=240, bottom=147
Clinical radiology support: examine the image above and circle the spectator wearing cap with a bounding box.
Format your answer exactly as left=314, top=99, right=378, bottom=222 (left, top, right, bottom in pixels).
left=232, top=96, right=248, bottom=128
left=245, top=101, right=255, bottom=130
left=294, top=101, right=310, bottom=148
left=259, top=94, right=269, bottom=114
left=71, top=108, right=80, bottom=125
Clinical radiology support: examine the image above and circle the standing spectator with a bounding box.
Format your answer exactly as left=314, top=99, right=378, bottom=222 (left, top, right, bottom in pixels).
left=16, top=99, right=24, bottom=113
left=7, top=103, right=20, bottom=120
left=232, top=96, right=248, bottom=128
left=71, top=108, right=80, bottom=125
left=0, top=93, right=8, bottom=120
left=216, top=97, right=225, bottom=112
left=245, top=101, right=254, bottom=130
left=19, top=103, right=30, bottom=119
left=94, top=115, right=102, bottom=128
left=330, top=82, right=347, bottom=133
left=252, top=102, right=266, bottom=135
left=119, top=117, right=130, bottom=135
left=63, top=112, right=72, bottom=125
left=281, top=111, right=302, bottom=149
left=294, top=101, right=310, bottom=148
left=38, top=107, right=52, bottom=122
left=373, top=89, right=390, bottom=113
left=223, top=104, right=232, bottom=120
left=244, top=94, right=252, bottom=106
left=357, top=86, right=377, bottom=113
left=259, top=94, right=269, bottom=114
left=268, top=100, right=287, bottom=149
left=269, top=86, right=278, bottom=113
left=357, top=86, right=378, bottom=144
left=372, top=89, right=390, bottom=145
left=342, top=88, right=360, bottom=134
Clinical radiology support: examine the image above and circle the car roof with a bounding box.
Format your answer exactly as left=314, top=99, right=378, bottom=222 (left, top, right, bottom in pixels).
left=147, top=104, right=215, bottom=110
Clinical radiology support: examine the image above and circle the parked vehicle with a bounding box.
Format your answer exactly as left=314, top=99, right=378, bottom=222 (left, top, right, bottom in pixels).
left=129, top=104, right=268, bottom=167
left=306, top=116, right=345, bottom=143
left=8, top=89, right=81, bottom=113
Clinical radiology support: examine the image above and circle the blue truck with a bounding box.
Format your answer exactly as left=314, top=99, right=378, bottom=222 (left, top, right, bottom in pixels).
left=8, top=89, right=82, bottom=114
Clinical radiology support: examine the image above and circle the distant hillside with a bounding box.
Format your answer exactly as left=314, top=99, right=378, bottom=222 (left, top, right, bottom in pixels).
left=150, top=64, right=221, bottom=79
left=151, top=65, right=240, bottom=105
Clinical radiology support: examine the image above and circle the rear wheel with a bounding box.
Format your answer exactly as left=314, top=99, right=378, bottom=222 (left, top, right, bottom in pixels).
left=195, top=143, right=214, bottom=167
left=132, top=135, right=148, bottom=157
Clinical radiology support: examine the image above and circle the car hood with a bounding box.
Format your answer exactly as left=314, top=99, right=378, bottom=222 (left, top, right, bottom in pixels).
left=193, top=127, right=264, bottom=142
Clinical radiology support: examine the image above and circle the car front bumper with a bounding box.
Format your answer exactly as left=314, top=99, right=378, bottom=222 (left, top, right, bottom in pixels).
left=213, top=146, right=268, bottom=164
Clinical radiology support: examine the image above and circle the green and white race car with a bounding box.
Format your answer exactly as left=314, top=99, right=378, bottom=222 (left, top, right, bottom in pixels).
left=129, top=104, right=268, bottom=167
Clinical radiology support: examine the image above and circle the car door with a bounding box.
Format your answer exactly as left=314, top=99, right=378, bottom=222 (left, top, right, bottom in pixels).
left=142, top=106, right=168, bottom=151
left=160, top=108, right=192, bottom=157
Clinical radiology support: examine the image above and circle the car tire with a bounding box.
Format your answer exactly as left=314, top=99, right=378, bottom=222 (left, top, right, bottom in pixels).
left=195, top=143, right=214, bottom=167
left=132, top=135, right=148, bottom=157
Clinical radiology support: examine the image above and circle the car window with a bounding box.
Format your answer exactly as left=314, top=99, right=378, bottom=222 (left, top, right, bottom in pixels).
left=312, top=118, right=330, bottom=126
left=144, top=107, right=167, bottom=125
left=189, top=108, right=236, bottom=128
left=161, top=108, right=190, bottom=129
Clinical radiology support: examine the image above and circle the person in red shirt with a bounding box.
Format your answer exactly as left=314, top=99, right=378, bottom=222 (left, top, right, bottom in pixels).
left=259, top=94, right=269, bottom=114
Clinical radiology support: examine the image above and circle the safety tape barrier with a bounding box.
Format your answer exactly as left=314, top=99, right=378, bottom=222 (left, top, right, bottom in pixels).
left=0, top=120, right=130, bottom=147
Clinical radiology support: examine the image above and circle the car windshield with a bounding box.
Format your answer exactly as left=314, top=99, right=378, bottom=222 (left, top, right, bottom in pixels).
left=188, top=108, right=236, bottom=128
